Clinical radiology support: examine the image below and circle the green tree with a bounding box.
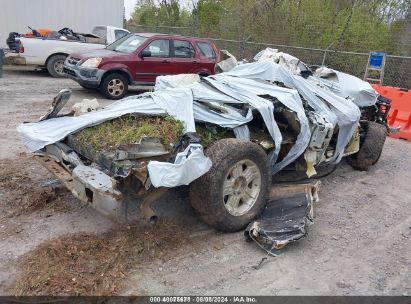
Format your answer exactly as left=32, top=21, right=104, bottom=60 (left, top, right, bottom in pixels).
left=131, top=0, right=190, bottom=27
left=190, top=0, right=224, bottom=36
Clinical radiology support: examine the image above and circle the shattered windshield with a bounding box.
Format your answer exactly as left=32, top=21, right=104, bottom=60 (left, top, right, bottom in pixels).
left=106, top=34, right=147, bottom=53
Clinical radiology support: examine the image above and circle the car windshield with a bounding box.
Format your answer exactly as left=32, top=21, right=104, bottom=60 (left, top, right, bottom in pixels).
left=106, top=34, right=146, bottom=53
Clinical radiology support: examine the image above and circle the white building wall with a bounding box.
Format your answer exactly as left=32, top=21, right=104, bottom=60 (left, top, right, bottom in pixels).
left=0, top=0, right=125, bottom=48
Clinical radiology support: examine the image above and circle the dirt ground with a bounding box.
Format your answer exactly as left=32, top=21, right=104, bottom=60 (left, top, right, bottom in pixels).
left=0, top=67, right=410, bottom=296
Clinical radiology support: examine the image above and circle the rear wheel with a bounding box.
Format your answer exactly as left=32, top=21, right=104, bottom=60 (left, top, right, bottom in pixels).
left=46, top=54, right=67, bottom=78
left=347, top=121, right=387, bottom=171
left=100, top=73, right=128, bottom=100
left=190, top=139, right=271, bottom=232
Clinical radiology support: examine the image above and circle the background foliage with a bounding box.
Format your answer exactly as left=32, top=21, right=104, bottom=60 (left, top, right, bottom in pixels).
left=128, top=0, right=411, bottom=87
left=130, top=0, right=410, bottom=55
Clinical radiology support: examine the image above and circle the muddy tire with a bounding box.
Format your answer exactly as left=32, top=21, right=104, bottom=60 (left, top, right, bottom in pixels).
left=46, top=54, right=67, bottom=78
left=100, top=73, right=128, bottom=100
left=347, top=121, right=387, bottom=171
left=190, top=139, right=271, bottom=232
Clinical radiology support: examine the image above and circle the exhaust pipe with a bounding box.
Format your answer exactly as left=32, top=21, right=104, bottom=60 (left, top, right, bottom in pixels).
left=139, top=187, right=168, bottom=224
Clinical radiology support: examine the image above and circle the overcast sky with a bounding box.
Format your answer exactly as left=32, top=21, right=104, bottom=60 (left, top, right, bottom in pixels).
left=124, top=0, right=137, bottom=19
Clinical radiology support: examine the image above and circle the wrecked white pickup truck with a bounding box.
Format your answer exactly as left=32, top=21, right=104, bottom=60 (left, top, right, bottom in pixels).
left=17, top=49, right=395, bottom=232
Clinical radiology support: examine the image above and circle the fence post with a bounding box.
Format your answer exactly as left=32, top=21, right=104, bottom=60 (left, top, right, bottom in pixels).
left=240, top=40, right=245, bottom=59
left=321, top=49, right=328, bottom=66
left=322, top=42, right=334, bottom=66
left=240, top=36, right=251, bottom=60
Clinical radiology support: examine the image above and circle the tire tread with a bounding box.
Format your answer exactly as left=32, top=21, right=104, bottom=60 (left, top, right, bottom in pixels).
left=190, top=139, right=271, bottom=232
left=347, top=121, right=387, bottom=171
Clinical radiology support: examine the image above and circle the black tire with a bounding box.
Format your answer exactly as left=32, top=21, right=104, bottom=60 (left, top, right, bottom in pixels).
left=100, top=73, right=128, bottom=100
left=46, top=54, right=67, bottom=78
left=190, top=139, right=271, bottom=232
left=347, top=121, right=387, bottom=171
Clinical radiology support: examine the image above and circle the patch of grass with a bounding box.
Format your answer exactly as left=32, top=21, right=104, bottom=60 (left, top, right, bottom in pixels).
left=72, top=114, right=184, bottom=156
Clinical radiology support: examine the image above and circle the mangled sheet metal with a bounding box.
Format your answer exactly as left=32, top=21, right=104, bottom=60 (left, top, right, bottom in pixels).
left=154, top=74, right=200, bottom=91
left=313, top=66, right=379, bottom=107
left=17, top=48, right=378, bottom=187
left=253, top=48, right=378, bottom=106
left=245, top=181, right=320, bottom=256
left=39, top=89, right=71, bottom=121
left=254, top=47, right=311, bottom=75
left=215, top=50, right=238, bottom=73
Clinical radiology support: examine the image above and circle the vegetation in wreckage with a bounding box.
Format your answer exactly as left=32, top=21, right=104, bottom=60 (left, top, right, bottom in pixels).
left=72, top=114, right=184, bottom=155
left=195, top=124, right=235, bottom=147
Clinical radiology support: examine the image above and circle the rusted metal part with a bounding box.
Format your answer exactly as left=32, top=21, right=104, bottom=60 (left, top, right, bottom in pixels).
left=44, top=142, right=82, bottom=168
left=139, top=187, right=168, bottom=223
left=269, top=181, right=321, bottom=203
left=114, top=137, right=169, bottom=161
left=36, top=141, right=169, bottom=223
left=72, top=165, right=123, bottom=200
left=343, top=127, right=360, bottom=156
left=131, top=165, right=150, bottom=188
left=34, top=155, right=74, bottom=190
left=36, top=154, right=129, bottom=222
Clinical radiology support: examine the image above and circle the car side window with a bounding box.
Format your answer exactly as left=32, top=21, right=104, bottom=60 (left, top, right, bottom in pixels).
left=115, top=30, right=129, bottom=41
left=143, top=39, right=170, bottom=57
left=197, top=42, right=216, bottom=59
left=173, top=40, right=195, bottom=58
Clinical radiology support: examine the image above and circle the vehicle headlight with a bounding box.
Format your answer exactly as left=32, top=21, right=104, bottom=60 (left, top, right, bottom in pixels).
left=81, top=58, right=102, bottom=68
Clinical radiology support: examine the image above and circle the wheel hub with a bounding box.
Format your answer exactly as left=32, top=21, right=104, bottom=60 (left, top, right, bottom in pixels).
left=54, top=61, right=64, bottom=75
left=108, top=79, right=124, bottom=96
left=233, top=176, right=247, bottom=195
left=222, top=159, right=262, bottom=216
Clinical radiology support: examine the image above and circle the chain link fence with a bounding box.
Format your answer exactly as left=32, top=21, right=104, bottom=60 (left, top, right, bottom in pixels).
left=128, top=24, right=411, bottom=89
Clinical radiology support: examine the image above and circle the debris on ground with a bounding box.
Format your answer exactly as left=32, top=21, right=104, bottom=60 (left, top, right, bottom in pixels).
left=38, top=89, right=71, bottom=121
left=0, top=156, right=73, bottom=217
left=245, top=181, right=320, bottom=256
left=252, top=257, right=268, bottom=270
left=11, top=220, right=196, bottom=296
left=72, top=98, right=100, bottom=116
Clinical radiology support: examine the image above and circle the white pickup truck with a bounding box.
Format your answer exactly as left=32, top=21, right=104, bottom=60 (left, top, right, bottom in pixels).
left=11, top=26, right=130, bottom=77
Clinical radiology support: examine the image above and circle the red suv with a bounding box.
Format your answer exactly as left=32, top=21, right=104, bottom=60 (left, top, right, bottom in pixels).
left=63, top=33, right=220, bottom=99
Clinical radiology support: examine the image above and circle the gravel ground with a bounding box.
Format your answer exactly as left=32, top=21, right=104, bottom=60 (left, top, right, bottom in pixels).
left=0, top=67, right=410, bottom=295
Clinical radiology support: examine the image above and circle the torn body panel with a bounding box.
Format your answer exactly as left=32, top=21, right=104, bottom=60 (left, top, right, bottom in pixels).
left=35, top=154, right=129, bottom=222
left=245, top=182, right=320, bottom=256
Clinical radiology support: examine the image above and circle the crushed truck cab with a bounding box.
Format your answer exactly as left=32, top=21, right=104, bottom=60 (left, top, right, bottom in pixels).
left=18, top=48, right=394, bottom=232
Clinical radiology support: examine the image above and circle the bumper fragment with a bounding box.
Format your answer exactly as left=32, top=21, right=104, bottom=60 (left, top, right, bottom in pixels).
left=63, top=61, right=104, bottom=88
left=36, top=155, right=129, bottom=222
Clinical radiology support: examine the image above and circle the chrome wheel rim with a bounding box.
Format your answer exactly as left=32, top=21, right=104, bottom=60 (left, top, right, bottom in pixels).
left=222, top=159, right=262, bottom=216
left=107, top=79, right=125, bottom=97
left=54, top=60, right=64, bottom=75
